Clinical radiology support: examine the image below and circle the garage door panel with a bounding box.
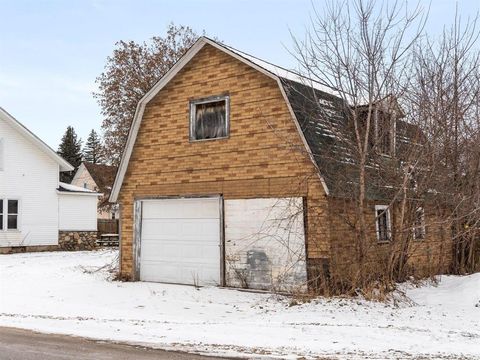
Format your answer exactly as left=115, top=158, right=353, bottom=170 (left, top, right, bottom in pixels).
left=141, top=220, right=179, bottom=240
left=143, top=243, right=217, bottom=260
left=142, top=198, right=220, bottom=219
left=181, top=220, right=220, bottom=239
left=141, top=219, right=220, bottom=240
left=140, top=263, right=219, bottom=285
left=139, top=197, right=221, bottom=286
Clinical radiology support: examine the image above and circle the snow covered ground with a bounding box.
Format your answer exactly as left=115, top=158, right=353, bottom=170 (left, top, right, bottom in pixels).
left=0, top=250, right=478, bottom=359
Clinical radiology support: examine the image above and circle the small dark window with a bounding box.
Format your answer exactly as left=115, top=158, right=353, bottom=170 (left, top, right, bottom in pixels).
left=0, top=199, right=3, bottom=230
left=375, top=205, right=391, bottom=242
left=413, top=207, right=425, bottom=240
left=190, top=96, right=229, bottom=141
left=7, top=199, right=18, bottom=230
left=377, top=112, right=392, bottom=155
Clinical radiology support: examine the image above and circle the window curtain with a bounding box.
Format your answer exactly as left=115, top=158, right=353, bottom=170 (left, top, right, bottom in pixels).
left=195, top=101, right=226, bottom=139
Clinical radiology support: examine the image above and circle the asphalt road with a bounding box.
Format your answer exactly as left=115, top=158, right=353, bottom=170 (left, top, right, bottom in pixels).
left=0, top=327, right=231, bottom=360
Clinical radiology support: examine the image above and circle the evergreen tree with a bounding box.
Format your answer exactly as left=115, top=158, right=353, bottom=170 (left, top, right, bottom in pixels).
left=83, top=129, right=104, bottom=164
left=57, top=126, right=82, bottom=183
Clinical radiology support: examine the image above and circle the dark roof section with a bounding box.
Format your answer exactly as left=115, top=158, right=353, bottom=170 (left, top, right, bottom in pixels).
left=57, top=184, right=85, bottom=193
left=280, top=78, right=353, bottom=197
left=280, top=78, right=424, bottom=199
left=83, top=162, right=118, bottom=199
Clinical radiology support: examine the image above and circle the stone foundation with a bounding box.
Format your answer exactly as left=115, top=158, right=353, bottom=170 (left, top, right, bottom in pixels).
left=0, top=245, right=58, bottom=254
left=58, top=231, right=98, bottom=251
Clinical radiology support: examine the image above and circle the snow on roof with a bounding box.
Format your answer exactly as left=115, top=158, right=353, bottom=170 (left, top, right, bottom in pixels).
left=58, top=182, right=101, bottom=195
left=221, top=42, right=338, bottom=96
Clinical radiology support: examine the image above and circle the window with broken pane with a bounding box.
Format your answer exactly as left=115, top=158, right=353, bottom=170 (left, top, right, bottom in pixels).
left=190, top=96, right=229, bottom=141
left=413, top=207, right=425, bottom=240
left=375, top=205, right=391, bottom=242
left=376, top=112, right=393, bottom=155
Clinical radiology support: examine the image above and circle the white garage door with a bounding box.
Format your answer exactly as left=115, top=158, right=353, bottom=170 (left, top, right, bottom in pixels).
left=139, top=197, right=221, bottom=286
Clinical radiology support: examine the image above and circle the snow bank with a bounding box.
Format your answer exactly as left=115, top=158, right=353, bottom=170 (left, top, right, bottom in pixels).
left=0, top=250, right=478, bottom=359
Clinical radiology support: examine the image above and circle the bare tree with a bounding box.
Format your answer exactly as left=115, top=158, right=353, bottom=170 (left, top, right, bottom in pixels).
left=291, top=0, right=428, bottom=288
left=95, top=24, right=201, bottom=164
left=411, top=8, right=480, bottom=274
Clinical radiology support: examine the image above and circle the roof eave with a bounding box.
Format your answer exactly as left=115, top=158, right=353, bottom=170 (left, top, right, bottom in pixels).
left=56, top=189, right=102, bottom=197
left=0, top=107, right=74, bottom=172
left=109, top=36, right=331, bottom=201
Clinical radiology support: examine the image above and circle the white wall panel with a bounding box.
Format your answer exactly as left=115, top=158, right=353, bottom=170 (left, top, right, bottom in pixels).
left=58, top=194, right=98, bottom=231
left=224, top=197, right=307, bottom=291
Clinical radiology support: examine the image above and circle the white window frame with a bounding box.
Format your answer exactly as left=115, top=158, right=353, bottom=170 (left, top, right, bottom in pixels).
left=189, top=95, right=230, bottom=142
left=0, top=199, right=3, bottom=231
left=1, top=198, right=20, bottom=231
left=375, top=205, right=391, bottom=243
left=0, top=138, right=4, bottom=171
left=412, top=206, right=426, bottom=241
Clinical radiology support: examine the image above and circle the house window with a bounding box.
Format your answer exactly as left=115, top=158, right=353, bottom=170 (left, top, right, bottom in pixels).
left=375, top=205, right=391, bottom=242
left=0, top=138, right=4, bottom=171
left=413, top=207, right=425, bottom=240
left=190, top=96, right=229, bottom=141
left=0, top=200, right=3, bottom=230
left=376, top=112, right=393, bottom=155
left=7, top=200, right=19, bottom=230
left=1, top=199, right=19, bottom=230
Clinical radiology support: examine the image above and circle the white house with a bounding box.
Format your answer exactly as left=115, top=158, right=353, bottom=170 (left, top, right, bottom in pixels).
left=71, top=162, right=118, bottom=219
left=0, top=107, right=99, bottom=251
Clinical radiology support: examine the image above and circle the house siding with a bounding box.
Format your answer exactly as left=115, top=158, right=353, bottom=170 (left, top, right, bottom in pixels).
left=117, top=44, right=331, bottom=279
left=327, top=197, right=453, bottom=283
left=71, top=164, right=115, bottom=220
left=58, top=194, right=98, bottom=231
left=71, top=164, right=97, bottom=191
left=0, top=119, right=59, bottom=247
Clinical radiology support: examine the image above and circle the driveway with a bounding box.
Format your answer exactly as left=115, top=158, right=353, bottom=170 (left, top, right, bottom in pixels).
left=0, top=327, right=230, bottom=360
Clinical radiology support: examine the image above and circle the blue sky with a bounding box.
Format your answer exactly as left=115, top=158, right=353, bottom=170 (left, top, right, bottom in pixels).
left=0, top=0, right=478, bottom=149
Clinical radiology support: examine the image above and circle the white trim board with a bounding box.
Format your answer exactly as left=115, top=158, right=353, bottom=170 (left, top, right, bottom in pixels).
left=56, top=191, right=102, bottom=197
left=110, top=37, right=329, bottom=202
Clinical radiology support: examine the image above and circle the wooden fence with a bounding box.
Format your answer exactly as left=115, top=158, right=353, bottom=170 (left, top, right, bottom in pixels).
left=97, top=219, right=119, bottom=235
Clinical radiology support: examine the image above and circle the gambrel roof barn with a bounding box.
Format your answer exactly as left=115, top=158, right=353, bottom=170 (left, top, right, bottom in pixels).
left=111, top=37, right=450, bottom=291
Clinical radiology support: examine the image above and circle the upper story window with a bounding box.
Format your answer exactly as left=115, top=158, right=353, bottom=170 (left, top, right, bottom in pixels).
left=413, top=207, right=425, bottom=240
left=190, top=95, right=229, bottom=141
left=0, top=138, right=4, bottom=171
left=375, top=111, right=394, bottom=156
left=375, top=205, right=391, bottom=243
left=357, top=108, right=395, bottom=156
